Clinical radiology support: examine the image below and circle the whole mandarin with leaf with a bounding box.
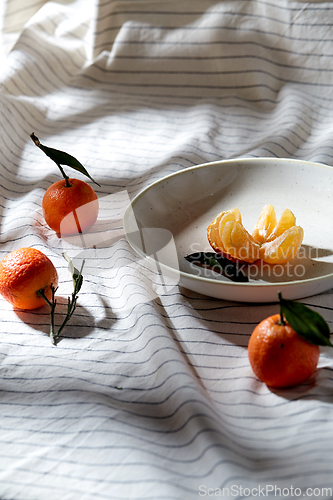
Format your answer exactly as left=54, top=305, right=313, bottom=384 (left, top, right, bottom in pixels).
left=42, top=178, right=98, bottom=236
left=0, top=247, right=58, bottom=310
left=248, top=314, right=320, bottom=388
left=30, top=133, right=100, bottom=236
left=248, top=293, right=332, bottom=388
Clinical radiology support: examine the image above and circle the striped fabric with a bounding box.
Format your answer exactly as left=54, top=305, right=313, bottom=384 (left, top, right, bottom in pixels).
left=1, top=1, right=333, bottom=499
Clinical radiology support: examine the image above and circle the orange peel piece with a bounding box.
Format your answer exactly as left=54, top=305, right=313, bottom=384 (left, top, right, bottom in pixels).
left=207, top=205, right=304, bottom=265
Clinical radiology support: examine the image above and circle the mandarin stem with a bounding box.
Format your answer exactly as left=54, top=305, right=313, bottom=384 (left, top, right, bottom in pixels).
left=37, top=284, right=57, bottom=345
left=37, top=257, right=83, bottom=345
left=56, top=294, right=77, bottom=337
left=277, top=291, right=286, bottom=326
left=57, top=163, right=71, bottom=187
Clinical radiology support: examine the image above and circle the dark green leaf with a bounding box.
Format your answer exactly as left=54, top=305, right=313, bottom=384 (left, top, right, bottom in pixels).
left=279, top=292, right=333, bottom=347
left=30, top=133, right=100, bottom=186
left=74, top=273, right=83, bottom=294
left=185, top=252, right=249, bottom=283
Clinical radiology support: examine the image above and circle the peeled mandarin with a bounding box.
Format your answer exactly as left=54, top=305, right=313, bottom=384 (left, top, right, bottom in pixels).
left=207, top=205, right=304, bottom=265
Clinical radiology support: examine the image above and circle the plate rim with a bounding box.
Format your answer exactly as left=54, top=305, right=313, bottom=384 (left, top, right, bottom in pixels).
left=123, top=157, right=333, bottom=290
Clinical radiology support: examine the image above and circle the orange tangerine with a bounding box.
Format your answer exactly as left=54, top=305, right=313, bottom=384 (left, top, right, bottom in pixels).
left=42, top=178, right=99, bottom=237
left=0, top=248, right=58, bottom=310
left=248, top=314, right=319, bottom=388
left=207, top=205, right=304, bottom=264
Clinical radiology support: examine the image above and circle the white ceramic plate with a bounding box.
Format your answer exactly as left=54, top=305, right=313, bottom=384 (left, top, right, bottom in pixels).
left=123, top=158, right=333, bottom=302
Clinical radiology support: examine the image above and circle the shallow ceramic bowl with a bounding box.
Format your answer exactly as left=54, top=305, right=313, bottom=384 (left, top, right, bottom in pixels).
left=123, top=158, right=333, bottom=302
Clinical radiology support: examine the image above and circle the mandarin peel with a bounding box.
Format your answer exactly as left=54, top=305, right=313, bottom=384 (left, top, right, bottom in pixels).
left=207, top=205, right=304, bottom=265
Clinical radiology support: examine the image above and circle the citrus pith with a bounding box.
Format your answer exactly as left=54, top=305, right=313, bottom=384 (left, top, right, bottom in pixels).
left=0, top=248, right=58, bottom=310
left=42, top=178, right=99, bottom=236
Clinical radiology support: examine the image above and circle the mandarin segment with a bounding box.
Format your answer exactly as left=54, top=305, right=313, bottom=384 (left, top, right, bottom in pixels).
left=259, top=226, right=304, bottom=264
left=207, top=207, right=242, bottom=257
left=221, top=220, right=260, bottom=263
left=252, top=204, right=277, bottom=244
left=207, top=212, right=226, bottom=253
left=207, top=205, right=304, bottom=265
left=265, top=208, right=296, bottom=243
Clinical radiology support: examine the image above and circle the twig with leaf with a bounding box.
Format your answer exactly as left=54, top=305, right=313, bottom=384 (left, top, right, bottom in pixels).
left=30, top=132, right=100, bottom=187
left=38, top=254, right=85, bottom=345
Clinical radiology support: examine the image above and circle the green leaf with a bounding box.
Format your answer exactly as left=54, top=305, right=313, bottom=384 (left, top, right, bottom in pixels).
left=62, top=253, right=84, bottom=292
left=73, top=260, right=84, bottom=294
left=185, top=252, right=249, bottom=283
left=38, top=253, right=85, bottom=345
left=62, top=252, right=75, bottom=276
left=278, top=292, right=333, bottom=347
left=30, top=133, right=100, bottom=186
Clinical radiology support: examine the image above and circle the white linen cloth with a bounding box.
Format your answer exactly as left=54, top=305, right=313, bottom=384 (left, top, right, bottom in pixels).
left=1, top=1, right=333, bottom=499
